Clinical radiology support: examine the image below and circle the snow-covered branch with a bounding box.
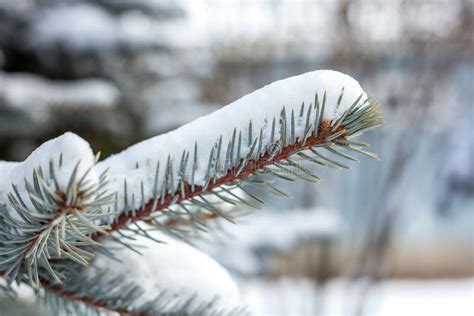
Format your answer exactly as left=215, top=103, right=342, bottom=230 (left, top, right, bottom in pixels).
left=0, top=70, right=382, bottom=314
left=90, top=70, right=381, bottom=241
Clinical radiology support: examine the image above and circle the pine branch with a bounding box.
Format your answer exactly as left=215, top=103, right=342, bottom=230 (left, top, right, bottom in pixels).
left=93, top=96, right=382, bottom=243
left=1, top=92, right=381, bottom=281
left=1, top=76, right=383, bottom=315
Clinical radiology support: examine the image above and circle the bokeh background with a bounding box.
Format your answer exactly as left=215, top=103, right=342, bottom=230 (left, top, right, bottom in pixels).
left=0, top=0, right=473, bottom=315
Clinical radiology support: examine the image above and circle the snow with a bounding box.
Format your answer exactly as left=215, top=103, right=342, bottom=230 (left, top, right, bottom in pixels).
left=4, top=276, right=472, bottom=315
left=0, top=161, right=18, bottom=181
left=0, top=0, right=33, bottom=14
left=240, top=277, right=474, bottom=316
left=29, top=4, right=119, bottom=52
left=90, top=225, right=241, bottom=312
left=6, top=0, right=460, bottom=57
left=0, top=133, right=98, bottom=219
left=346, top=1, right=461, bottom=45
left=96, top=70, right=367, bottom=210
left=0, top=72, right=120, bottom=112
left=28, top=3, right=167, bottom=52
left=164, top=1, right=340, bottom=50
left=369, top=279, right=474, bottom=316
left=199, top=208, right=343, bottom=275
left=173, top=0, right=459, bottom=50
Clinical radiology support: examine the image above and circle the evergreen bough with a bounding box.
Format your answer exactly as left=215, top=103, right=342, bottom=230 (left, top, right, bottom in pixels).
left=0, top=72, right=383, bottom=315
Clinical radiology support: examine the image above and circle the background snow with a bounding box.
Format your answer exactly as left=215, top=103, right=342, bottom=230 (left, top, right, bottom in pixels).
left=3, top=277, right=473, bottom=316
left=239, top=277, right=474, bottom=316
left=30, top=4, right=119, bottom=52
left=0, top=72, right=119, bottom=111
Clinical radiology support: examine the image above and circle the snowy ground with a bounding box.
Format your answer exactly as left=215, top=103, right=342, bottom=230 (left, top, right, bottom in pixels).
left=239, top=277, right=474, bottom=316
left=2, top=275, right=473, bottom=315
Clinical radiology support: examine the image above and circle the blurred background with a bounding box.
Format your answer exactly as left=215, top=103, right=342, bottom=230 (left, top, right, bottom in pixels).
left=0, top=0, right=473, bottom=315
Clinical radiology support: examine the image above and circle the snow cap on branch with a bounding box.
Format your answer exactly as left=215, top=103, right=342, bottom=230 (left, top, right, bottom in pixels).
left=97, top=70, right=368, bottom=210
left=0, top=132, right=98, bottom=215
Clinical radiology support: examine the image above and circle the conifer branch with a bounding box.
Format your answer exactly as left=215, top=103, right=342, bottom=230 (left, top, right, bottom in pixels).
left=1, top=85, right=383, bottom=315
left=93, top=95, right=382, bottom=244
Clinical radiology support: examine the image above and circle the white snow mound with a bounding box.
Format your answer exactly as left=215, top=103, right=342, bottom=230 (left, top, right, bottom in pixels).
left=90, top=227, right=241, bottom=311
left=0, top=132, right=97, bottom=218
